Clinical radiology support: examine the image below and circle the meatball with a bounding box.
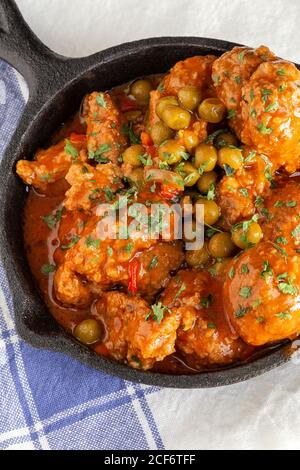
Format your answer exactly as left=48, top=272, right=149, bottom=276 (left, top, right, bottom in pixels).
left=241, top=60, right=300, bottom=172
left=63, top=161, right=123, bottom=211
left=212, top=45, right=275, bottom=136
left=54, top=263, right=91, bottom=307
left=53, top=208, right=89, bottom=265
left=262, top=177, right=300, bottom=249
left=163, top=55, right=216, bottom=95
left=137, top=242, right=184, bottom=301
left=95, top=291, right=182, bottom=369
left=216, top=147, right=272, bottom=226
left=160, top=270, right=249, bottom=365
left=224, top=241, right=300, bottom=346
left=85, top=91, right=127, bottom=164
left=53, top=191, right=184, bottom=305
left=16, top=137, right=86, bottom=192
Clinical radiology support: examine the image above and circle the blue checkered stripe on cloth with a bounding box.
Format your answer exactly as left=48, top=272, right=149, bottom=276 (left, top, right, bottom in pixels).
left=0, top=59, right=164, bottom=450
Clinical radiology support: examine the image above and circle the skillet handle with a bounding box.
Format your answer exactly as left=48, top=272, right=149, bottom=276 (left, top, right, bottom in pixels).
left=0, top=0, right=74, bottom=97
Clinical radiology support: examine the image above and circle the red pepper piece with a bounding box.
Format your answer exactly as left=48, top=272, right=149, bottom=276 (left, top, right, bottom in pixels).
left=160, top=186, right=181, bottom=200
left=117, top=94, right=137, bottom=112
left=128, top=258, right=140, bottom=295
left=141, top=131, right=153, bottom=147
left=69, top=133, right=86, bottom=143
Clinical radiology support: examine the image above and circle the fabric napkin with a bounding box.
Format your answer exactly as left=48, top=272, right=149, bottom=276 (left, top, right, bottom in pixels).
left=1, top=0, right=300, bottom=450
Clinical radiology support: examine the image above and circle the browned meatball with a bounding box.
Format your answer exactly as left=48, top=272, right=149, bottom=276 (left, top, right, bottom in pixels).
left=163, top=55, right=216, bottom=95
left=64, top=161, right=123, bottom=211
left=224, top=242, right=300, bottom=346
left=53, top=191, right=184, bottom=305
left=16, top=137, right=86, bottom=192
left=160, top=270, right=249, bottom=365
left=262, top=177, right=300, bottom=249
left=95, top=291, right=182, bottom=369
left=137, top=242, right=184, bottom=301
left=241, top=60, right=300, bottom=172
left=212, top=45, right=276, bottom=137
left=85, top=91, right=127, bottom=164
left=54, top=263, right=91, bottom=307
left=216, top=147, right=272, bottom=226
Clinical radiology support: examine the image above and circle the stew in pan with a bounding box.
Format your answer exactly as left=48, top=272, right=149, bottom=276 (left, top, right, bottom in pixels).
left=16, top=45, right=300, bottom=373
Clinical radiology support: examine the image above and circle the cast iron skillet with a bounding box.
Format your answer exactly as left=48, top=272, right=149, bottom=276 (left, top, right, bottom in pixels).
left=0, top=0, right=296, bottom=388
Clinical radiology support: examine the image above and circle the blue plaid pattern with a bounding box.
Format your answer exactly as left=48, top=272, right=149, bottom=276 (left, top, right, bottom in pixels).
left=0, top=59, right=164, bottom=450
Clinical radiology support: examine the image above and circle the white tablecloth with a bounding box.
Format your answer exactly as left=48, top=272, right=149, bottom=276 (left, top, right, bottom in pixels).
left=12, top=0, right=300, bottom=450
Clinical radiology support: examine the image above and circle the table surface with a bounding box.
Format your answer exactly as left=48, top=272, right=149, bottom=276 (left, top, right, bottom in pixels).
left=2, top=0, right=300, bottom=450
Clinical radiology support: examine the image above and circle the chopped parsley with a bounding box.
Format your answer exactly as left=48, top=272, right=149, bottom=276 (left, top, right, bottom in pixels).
left=265, top=102, right=279, bottom=113
left=238, top=51, right=245, bottom=62
left=276, top=69, right=286, bottom=76
left=264, top=166, right=274, bottom=185
left=261, top=88, right=272, bottom=103
left=286, top=201, right=297, bottom=207
left=147, top=302, right=171, bottom=324
left=157, top=82, right=165, bottom=92
left=270, top=242, right=288, bottom=258
left=239, top=286, right=252, bottom=298
left=125, top=243, right=134, bottom=253
left=42, top=209, right=62, bottom=230
left=291, top=224, right=300, bottom=238
left=121, top=122, right=141, bottom=144
left=41, top=264, right=56, bottom=275
left=241, top=264, right=249, bottom=274
left=96, top=93, right=107, bottom=108
left=235, top=305, right=251, bottom=318
left=131, top=355, right=142, bottom=366
left=275, top=311, right=292, bottom=320
left=139, top=153, right=153, bottom=166
left=224, top=164, right=235, bottom=176
left=260, top=260, right=273, bottom=278
left=175, top=283, right=186, bottom=300
left=184, top=173, right=197, bottom=185
left=257, top=122, right=273, bottom=134
left=277, top=276, right=297, bottom=296
left=207, top=322, right=216, bottom=329
left=207, top=184, right=216, bottom=201
left=275, top=236, right=288, bottom=245
left=278, top=84, right=286, bottom=93
left=85, top=236, right=100, bottom=249
left=228, top=266, right=235, bottom=280
left=88, top=143, right=111, bottom=163
left=61, top=235, right=80, bottom=251
left=148, top=256, right=158, bottom=269
left=244, top=150, right=257, bottom=163
left=212, top=74, right=220, bottom=85
left=39, top=173, right=51, bottom=181
left=81, top=165, right=90, bottom=174
left=159, top=161, right=170, bottom=170
left=239, top=188, right=249, bottom=198
left=107, top=246, right=113, bottom=257
left=227, top=109, right=236, bottom=119
left=256, top=316, right=265, bottom=323
left=64, top=140, right=78, bottom=160
left=255, top=196, right=264, bottom=207
left=103, top=187, right=114, bottom=202
left=200, top=294, right=213, bottom=308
